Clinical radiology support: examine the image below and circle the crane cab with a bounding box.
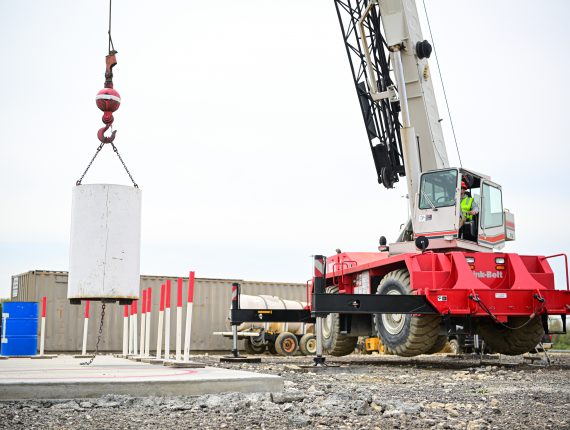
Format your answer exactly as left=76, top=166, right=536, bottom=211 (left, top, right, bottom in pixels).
left=390, top=168, right=513, bottom=254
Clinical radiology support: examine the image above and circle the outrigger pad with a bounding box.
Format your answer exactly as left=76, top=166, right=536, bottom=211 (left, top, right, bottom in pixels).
left=219, top=356, right=262, bottom=364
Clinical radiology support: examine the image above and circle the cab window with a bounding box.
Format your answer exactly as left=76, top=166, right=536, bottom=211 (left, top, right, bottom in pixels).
left=481, top=183, right=503, bottom=228
left=419, top=169, right=457, bottom=209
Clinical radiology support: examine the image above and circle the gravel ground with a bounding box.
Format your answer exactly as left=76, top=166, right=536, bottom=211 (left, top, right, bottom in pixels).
left=0, top=352, right=569, bottom=429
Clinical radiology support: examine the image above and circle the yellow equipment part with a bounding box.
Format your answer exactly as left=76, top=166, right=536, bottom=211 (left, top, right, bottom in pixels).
left=364, top=337, right=386, bottom=354
left=365, top=337, right=380, bottom=352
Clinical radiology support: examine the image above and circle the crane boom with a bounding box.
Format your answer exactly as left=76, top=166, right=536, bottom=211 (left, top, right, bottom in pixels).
left=334, top=0, right=448, bottom=201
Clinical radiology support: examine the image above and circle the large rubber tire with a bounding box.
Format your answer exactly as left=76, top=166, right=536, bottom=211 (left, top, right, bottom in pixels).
left=244, top=338, right=266, bottom=355
left=299, top=333, right=317, bottom=355
left=373, top=269, right=442, bottom=357
left=321, top=286, right=359, bottom=356
left=274, top=332, right=299, bottom=356
left=477, top=316, right=545, bottom=356
left=426, top=334, right=448, bottom=354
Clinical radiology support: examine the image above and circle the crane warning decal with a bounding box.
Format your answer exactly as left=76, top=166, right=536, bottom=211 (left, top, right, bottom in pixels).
left=355, top=271, right=370, bottom=294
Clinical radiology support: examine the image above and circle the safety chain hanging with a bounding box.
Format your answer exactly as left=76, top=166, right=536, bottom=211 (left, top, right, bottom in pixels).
left=75, top=0, right=138, bottom=188
left=80, top=303, right=106, bottom=366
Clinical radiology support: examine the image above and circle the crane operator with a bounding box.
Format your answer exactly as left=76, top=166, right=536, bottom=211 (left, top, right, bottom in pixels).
left=459, top=181, right=478, bottom=239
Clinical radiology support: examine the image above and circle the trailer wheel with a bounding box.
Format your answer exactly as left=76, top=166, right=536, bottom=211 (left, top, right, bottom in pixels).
left=299, top=333, right=317, bottom=355
left=448, top=338, right=461, bottom=355
left=477, top=316, right=544, bottom=356
left=321, top=285, right=359, bottom=356
left=275, top=332, right=298, bottom=356
left=267, top=341, right=278, bottom=355
left=373, top=269, right=442, bottom=357
left=244, top=338, right=266, bottom=355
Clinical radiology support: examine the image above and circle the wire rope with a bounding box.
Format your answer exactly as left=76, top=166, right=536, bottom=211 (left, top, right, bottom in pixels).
left=421, top=0, right=462, bottom=168
left=108, top=0, right=115, bottom=53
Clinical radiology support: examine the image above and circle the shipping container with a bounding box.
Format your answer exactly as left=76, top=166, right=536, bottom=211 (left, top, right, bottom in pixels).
left=8, top=271, right=306, bottom=352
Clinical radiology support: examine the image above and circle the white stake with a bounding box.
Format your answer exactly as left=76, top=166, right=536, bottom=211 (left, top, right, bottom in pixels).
left=81, top=300, right=89, bottom=356
left=132, top=301, right=138, bottom=356
left=156, top=284, right=165, bottom=359
left=183, top=271, right=195, bottom=362
left=176, top=278, right=183, bottom=361
left=164, top=279, right=171, bottom=360
left=129, top=302, right=134, bottom=355
left=122, top=305, right=129, bottom=356
left=145, top=288, right=152, bottom=357
left=40, top=296, right=47, bottom=356
left=140, top=289, right=147, bottom=356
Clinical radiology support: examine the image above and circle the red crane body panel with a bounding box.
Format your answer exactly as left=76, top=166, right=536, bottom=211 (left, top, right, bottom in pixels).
left=314, top=251, right=569, bottom=318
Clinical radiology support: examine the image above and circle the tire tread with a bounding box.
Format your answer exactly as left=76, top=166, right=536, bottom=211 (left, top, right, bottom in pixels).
left=374, top=269, right=442, bottom=357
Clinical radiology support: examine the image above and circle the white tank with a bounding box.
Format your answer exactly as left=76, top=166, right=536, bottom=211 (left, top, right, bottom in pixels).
left=235, top=294, right=312, bottom=335
left=68, top=184, right=142, bottom=302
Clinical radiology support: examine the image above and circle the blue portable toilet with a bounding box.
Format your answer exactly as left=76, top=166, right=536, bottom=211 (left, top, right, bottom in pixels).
left=1, top=302, right=39, bottom=356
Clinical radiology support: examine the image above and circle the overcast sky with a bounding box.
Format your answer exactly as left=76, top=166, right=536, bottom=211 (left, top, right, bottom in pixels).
left=1, top=1, right=569, bottom=298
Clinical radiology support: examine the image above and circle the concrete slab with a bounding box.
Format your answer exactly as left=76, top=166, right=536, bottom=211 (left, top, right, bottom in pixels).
left=163, top=360, right=206, bottom=368
left=0, top=355, right=35, bottom=358
left=0, top=354, right=282, bottom=400
left=30, top=355, right=58, bottom=360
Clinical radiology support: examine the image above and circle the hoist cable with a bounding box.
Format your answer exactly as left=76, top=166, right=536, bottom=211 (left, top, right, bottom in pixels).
left=75, top=1, right=139, bottom=188
left=108, top=0, right=115, bottom=53
left=421, top=0, right=463, bottom=168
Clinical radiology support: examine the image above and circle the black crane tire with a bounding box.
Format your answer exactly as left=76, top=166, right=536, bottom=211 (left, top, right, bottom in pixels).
left=323, top=285, right=358, bottom=357
left=321, top=285, right=359, bottom=356
left=477, top=316, right=545, bottom=356
left=426, top=334, right=449, bottom=354
left=373, top=269, right=443, bottom=357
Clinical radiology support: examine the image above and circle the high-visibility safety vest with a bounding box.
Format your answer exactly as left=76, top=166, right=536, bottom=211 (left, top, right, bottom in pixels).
left=461, top=196, right=474, bottom=221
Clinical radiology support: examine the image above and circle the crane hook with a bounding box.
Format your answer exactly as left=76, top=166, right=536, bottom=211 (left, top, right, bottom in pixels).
left=97, top=123, right=117, bottom=144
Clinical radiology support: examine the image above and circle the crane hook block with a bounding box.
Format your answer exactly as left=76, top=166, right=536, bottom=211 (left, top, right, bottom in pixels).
left=96, top=87, right=121, bottom=125
left=95, top=87, right=120, bottom=143
left=96, top=52, right=120, bottom=143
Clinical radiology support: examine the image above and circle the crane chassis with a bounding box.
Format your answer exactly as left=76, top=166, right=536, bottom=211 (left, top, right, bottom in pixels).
left=229, top=0, right=570, bottom=362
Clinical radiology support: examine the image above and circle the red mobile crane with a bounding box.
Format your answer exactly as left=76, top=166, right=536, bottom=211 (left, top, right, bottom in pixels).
left=229, top=0, right=569, bottom=363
